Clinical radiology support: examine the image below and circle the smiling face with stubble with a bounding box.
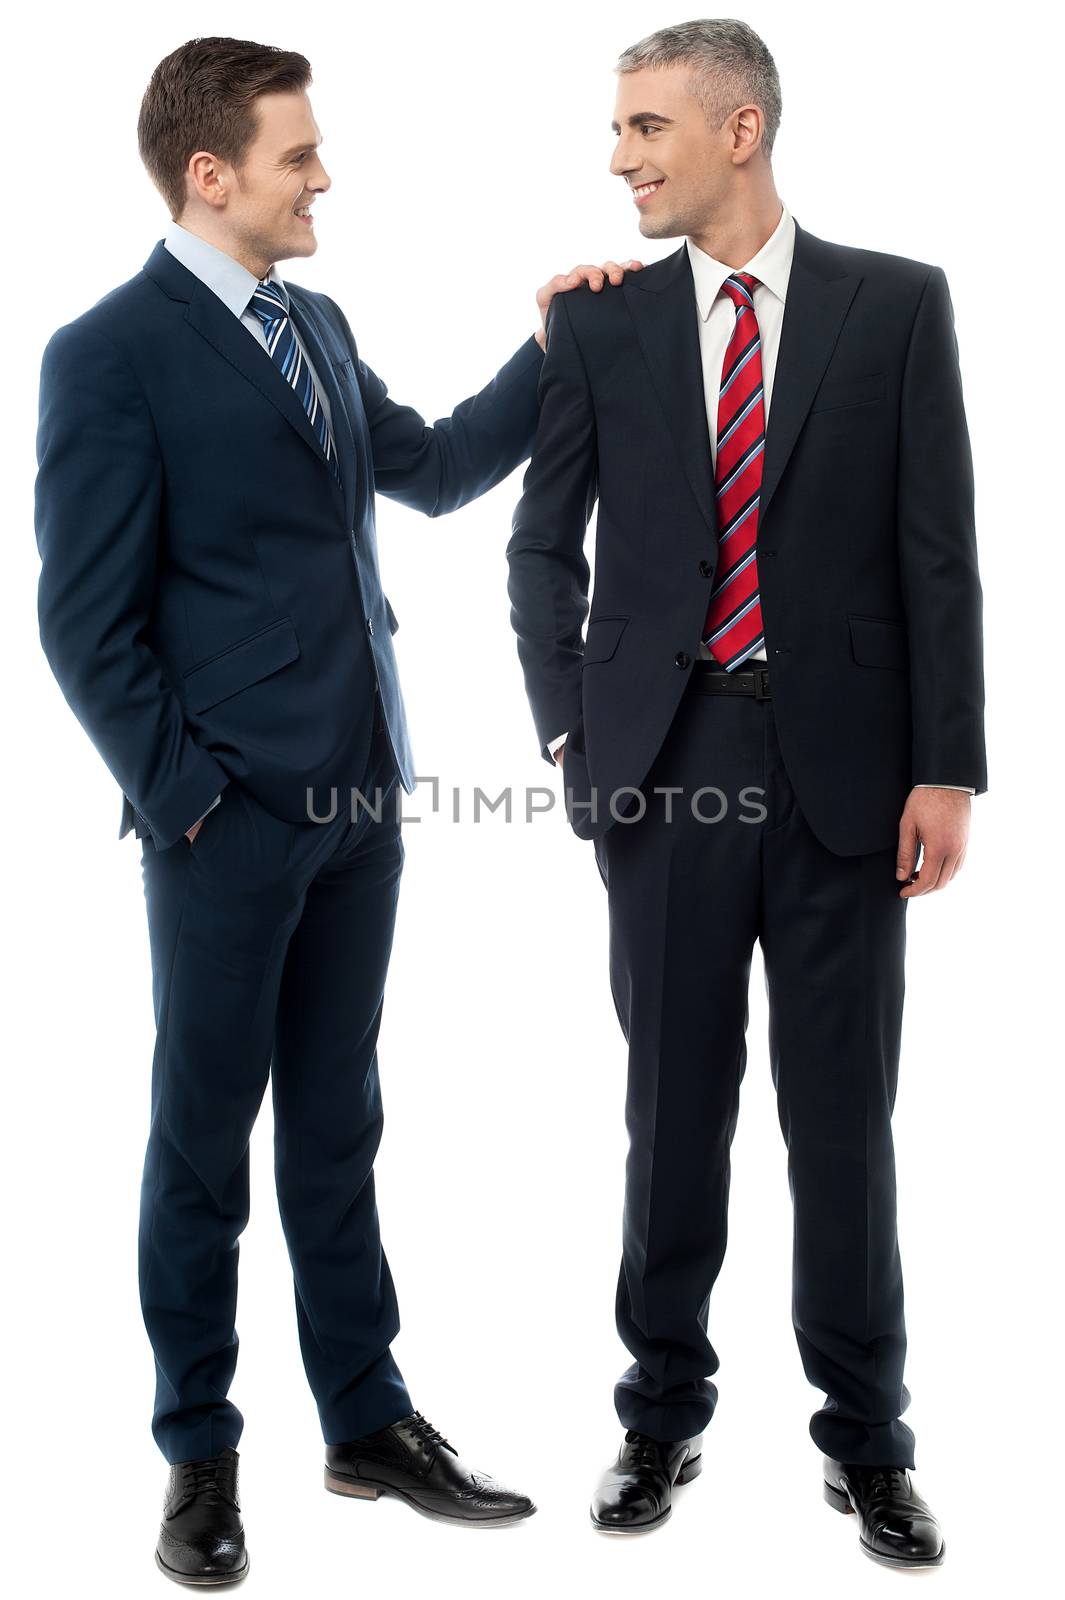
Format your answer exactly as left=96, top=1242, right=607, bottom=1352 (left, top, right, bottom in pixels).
left=609, top=64, right=740, bottom=241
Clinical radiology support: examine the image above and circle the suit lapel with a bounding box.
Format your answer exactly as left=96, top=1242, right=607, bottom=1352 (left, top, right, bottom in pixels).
left=142, top=241, right=350, bottom=512
left=623, top=245, right=717, bottom=535
left=621, top=220, right=862, bottom=542
left=287, top=288, right=361, bottom=531
left=184, top=282, right=338, bottom=473
left=757, top=221, right=862, bottom=527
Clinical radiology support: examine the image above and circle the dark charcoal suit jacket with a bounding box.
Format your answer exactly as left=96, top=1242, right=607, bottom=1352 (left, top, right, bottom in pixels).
left=507, top=218, right=986, bottom=854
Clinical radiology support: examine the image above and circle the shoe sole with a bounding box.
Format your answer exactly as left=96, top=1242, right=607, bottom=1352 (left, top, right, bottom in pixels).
left=590, top=1451, right=702, bottom=1535
left=154, top=1550, right=250, bottom=1586
left=324, top=1468, right=536, bottom=1527
left=823, top=1479, right=946, bottom=1567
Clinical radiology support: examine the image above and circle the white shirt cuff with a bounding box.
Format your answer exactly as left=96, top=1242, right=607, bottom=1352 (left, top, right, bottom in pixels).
left=190, top=793, right=222, bottom=831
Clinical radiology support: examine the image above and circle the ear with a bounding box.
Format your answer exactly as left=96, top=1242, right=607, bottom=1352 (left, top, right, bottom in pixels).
left=730, top=104, right=765, bottom=163
left=187, top=149, right=228, bottom=210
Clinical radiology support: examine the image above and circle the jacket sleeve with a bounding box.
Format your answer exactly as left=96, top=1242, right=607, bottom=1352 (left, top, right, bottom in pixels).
left=897, top=266, right=987, bottom=792
left=506, top=293, right=597, bottom=762
left=322, top=294, right=544, bottom=516
left=35, top=321, right=229, bottom=849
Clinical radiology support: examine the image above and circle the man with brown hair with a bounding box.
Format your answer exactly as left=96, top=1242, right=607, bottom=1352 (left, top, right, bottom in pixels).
left=34, top=34, right=636, bottom=1585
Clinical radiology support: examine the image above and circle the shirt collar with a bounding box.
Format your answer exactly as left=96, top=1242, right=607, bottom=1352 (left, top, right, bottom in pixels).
left=162, top=220, right=288, bottom=317
left=685, top=199, right=795, bottom=321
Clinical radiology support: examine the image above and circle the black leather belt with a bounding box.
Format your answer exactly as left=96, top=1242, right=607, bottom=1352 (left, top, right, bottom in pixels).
left=689, top=659, right=772, bottom=699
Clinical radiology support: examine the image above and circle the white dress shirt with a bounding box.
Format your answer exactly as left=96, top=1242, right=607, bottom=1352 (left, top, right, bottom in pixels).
left=549, top=201, right=972, bottom=793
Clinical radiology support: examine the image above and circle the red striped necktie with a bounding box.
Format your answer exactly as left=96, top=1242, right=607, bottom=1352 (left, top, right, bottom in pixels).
left=702, top=271, right=766, bottom=669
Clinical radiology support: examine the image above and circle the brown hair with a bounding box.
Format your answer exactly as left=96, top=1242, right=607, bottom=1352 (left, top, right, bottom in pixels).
left=138, top=36, right=312, bottom=220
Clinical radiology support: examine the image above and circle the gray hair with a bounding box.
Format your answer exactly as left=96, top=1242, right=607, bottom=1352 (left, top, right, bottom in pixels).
left=615, top=18, right=782, bottom=161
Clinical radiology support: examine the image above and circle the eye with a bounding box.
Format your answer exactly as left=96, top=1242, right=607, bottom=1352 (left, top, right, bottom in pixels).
left=640, top=124, right=661, bottom=136
left=292, top=152, right=308, bottom=163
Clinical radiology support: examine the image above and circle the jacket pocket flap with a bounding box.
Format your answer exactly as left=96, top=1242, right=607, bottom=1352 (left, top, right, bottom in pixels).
left=182, top=618, right=301, bottom=713
left=810, top=371, right=886, bottom=413
left=848, top=613, right=908, bottom=671
left=582, top=615, right=629, bottom=665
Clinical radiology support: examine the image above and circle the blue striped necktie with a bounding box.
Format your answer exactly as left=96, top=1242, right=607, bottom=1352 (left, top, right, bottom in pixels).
left=248, top=279, right=341, bottom=483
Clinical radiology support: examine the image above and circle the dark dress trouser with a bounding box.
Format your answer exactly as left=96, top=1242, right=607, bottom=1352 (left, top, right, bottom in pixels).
left=136, top=706, right=412, bottom=1463
left=593, top=670, right=916, bottom=1469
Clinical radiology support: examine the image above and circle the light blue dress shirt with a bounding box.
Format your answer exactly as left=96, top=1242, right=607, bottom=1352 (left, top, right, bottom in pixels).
left=163, top=220, right=334, bottom=434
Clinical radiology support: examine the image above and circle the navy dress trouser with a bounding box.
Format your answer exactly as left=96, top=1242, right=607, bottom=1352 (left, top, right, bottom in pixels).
left=137, top=710, right=412, bottom=1464
left=593, top=671, right=916, bottom=1468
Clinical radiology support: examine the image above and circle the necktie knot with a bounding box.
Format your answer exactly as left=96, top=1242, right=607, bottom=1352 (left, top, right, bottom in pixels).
left=721, top=271, right=759, bottom=309
left=248, top=279, right=288, bottom=327
left=245, top=278, right=341, bottom=485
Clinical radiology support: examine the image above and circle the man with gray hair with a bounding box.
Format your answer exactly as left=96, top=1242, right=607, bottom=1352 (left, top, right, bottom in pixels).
left=508, top=17, right=984, bottom=1561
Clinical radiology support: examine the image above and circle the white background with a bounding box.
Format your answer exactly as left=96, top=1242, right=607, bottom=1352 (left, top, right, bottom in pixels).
left=3, top=1, right=1060, bottom=1595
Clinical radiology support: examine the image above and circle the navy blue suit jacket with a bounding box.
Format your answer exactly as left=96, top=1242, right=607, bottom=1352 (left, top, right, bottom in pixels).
left=35, top=240, right=544, bottom=848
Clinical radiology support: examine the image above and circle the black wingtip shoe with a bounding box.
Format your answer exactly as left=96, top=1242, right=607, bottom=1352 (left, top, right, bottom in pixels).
left=590, top=1431, right=703, bottom=1534
left=823, top=1456, right=945, bottom=1567
left=155, top=1446, right=249, bottom=1586
left=324, top=1411, right=536, bottom=1526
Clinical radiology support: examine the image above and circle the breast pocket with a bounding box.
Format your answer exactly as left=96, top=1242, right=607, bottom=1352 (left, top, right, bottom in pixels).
left=331, top=355, right=369, bottom=451
left=331, top=355, right=357, bottom=392
left=809, top=371, right=886, bottom=414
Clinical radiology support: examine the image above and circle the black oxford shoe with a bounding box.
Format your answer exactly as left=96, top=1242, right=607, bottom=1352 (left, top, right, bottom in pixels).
left=155, top=1446, right=249, bottom=1586
left=590, top=1431, right=703, bottom=1533
left=823, top=1457, right=945, bottom=1567
left=324, top=1411, right=536, bottom=1525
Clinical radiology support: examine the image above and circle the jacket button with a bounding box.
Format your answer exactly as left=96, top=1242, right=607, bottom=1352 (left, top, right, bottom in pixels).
left=367, top=618, right=375, bottom=637
left=675, top=651, right=691, bottom=669
left=698, top=560, right=713, bottom=578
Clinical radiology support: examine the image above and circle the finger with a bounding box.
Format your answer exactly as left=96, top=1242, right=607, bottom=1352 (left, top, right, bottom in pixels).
left=896, top=821, right=918, bottom=881
left=933, top=850, right=963, bottom=891
left=537, top=272, right=582, bottom=314
left=571, top=264, right=606, bottom=291
left=912, top=847, right=947, bottom=895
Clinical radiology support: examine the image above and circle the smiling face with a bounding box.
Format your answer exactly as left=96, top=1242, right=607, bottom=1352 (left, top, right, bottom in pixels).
left=610, top=64, right=751, bottom=240
left=183, top=89, right=329, bottom=275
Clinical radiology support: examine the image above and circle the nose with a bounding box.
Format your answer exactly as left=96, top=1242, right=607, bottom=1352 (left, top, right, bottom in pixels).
left=610, top=137, right=640, bottom=179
